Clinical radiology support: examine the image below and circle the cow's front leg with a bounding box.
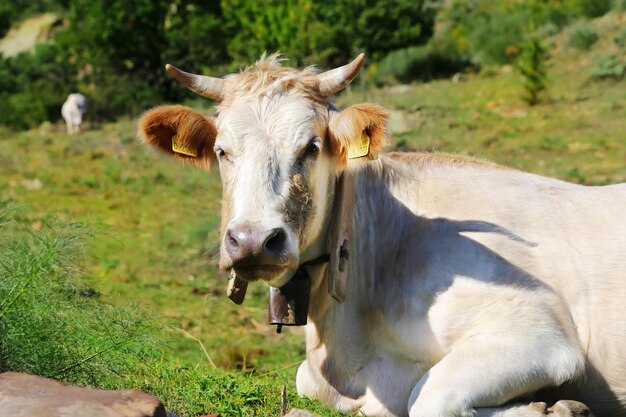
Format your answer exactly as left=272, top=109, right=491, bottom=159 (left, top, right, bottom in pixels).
left=407, top=337, right=585, bottom=417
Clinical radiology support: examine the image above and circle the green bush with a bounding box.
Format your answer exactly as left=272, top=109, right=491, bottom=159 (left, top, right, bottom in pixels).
left=0, top=42, right=76, bottom=130
left=0, top=93, right=48, bottom=131
left=613, top=27, right=626, bottom=48
left=0, top=202, right=163, bottom=385
left=0, top=5, right=11, bottom=38
left=86, top=73, right=165, bottom=123
left=437, top=0, right=580, bottom=67
left=466, top=10, right=530, bottom=65
left=566, top=23, right=599, bottom=50
left=535, top=21, right=561, bottom=38
left=577, top=0, right=612, bottom=17
left=372, top=42, right=473, bottom=85
left=590, top=54, right=625, bottom=79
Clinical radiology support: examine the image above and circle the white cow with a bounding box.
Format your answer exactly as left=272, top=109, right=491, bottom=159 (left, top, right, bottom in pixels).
left=138, top=54, right=626, bottom=417
left=61, top=93, right=87, bottom=134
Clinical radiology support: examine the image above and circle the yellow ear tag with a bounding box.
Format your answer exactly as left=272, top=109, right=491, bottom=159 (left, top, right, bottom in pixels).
left=346, top=132, right=371, bottom=159
left=171, top=135, right=198, bottom=157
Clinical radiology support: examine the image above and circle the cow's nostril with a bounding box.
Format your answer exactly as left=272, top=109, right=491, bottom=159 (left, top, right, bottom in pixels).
left=226, top=229, right=239, bottom=249
left=264, top=228, right=287, bottom=254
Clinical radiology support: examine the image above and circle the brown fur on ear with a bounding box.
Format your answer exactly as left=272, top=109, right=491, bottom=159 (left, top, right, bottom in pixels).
left=138, top=105, right=217, bottom=170
left=328, top=103, right=388, bottom=166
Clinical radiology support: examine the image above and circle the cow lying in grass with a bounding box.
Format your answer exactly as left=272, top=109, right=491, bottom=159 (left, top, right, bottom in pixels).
left=139, top=54, right=626, bottom=417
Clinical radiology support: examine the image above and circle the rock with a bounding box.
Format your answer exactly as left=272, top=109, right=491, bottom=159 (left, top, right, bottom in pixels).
left=38, top=121, right=54, bottom=135
left=283, top=409, right=321, bottom=417
left=0, top=13, right=61, bottom=57
left=21, top=178, right=43, bottom=190
left=0, top=372, right=166, bottom=417
left=451, top=72, right=468, bottom=83
left=387, top=109, right=411, bottom=135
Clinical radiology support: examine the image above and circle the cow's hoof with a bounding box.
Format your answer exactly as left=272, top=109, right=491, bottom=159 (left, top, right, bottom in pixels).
left=547, top=400, right=593, bottom=417
left=529, top=402, right=548, bottom=414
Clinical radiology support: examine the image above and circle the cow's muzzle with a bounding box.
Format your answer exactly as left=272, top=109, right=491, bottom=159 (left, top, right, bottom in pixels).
left=223, top=225, right=294, bottom=281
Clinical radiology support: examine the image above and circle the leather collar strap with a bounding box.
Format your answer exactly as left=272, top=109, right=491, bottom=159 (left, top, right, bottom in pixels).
left=325, top=171, right=355, bottom=303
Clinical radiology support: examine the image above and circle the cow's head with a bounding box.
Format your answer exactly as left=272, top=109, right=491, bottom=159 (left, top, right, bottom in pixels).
left=139, top=54, right=387, bottom=291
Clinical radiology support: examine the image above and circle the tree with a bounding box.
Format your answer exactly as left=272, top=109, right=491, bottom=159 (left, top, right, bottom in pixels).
left=221, top=0, right=436, bottom=69
left=514, top=36, right=549, bottom=106
left=222, top=0, right=321, bottom=67
left=162, top=1, right=230, bottom=73
left=55, top=0, right=172, bottom=119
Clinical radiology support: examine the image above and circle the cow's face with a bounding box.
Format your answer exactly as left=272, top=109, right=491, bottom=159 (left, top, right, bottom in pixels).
left=214, top=91, right=338, bottom=286
left=139, top=54, right=387, bottom=287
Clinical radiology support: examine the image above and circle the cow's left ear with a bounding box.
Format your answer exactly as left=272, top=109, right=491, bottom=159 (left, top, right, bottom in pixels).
left=328, top=103, right=388, bottom=167
left=138, top=105, right=217, bottom=170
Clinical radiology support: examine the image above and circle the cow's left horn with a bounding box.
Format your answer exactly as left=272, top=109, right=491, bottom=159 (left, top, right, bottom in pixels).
left=165, top=64, right=225, bottom=101
left=318, top=53, right=365, bottom=97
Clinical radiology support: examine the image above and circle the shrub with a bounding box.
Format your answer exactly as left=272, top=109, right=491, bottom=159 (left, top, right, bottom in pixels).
left=372, top=41, right=473, bottom=86
left=577, top=0, right=612, bottom=17
left=0, top=202, right=164, bottom=385
left=615, top=0, right=626, bottom=11
left=86, top=72, right=165, bottom=123
left=535, top=21, right=561, bottom=38
left=590, top=54, right=625, bottom=79
left=437, top=0, right=579, bottom=67
left=0, top=42, right=77, bottom=130
left=0, top=93, right=48, bottom=131
left=566, top=23, right=599, bottom=50
left=466, top=10, right=530, bottom=65
left=613, top=27, right=626, bottom=48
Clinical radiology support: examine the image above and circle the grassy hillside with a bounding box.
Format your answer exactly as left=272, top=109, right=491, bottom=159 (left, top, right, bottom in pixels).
left=0, top=11, right=624, bottom=417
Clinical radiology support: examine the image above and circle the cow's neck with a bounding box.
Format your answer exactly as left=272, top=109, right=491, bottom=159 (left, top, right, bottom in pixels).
left=304, top=158, right=411, bottom=380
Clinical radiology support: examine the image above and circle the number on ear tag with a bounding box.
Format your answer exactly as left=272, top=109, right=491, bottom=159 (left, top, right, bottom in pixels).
left=172, top=135, right=198, bottom=157
left=346, top=132, right=370, bottom=159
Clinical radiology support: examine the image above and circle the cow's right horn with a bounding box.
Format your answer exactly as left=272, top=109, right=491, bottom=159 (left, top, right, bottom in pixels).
left=165, top=64, right=225, bottom=101
left=318, top=53, right=365, bottom=97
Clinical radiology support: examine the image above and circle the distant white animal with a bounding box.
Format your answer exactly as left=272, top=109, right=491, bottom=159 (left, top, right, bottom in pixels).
left=61, top=93, right=87, bottom=134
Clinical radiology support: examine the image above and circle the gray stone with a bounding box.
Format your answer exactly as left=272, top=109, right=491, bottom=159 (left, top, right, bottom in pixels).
left=283, top=409, right=320, bottom=417
left=0, top=372, right=166, bottom=417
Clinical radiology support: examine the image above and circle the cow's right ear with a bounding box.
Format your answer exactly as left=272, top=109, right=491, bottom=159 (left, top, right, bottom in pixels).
left=328, top=103, right=388, bottom=168
left=138, top=105, right=217, bottom=170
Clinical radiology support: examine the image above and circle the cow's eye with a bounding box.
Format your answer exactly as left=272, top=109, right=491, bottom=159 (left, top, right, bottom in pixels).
left=214, top=146, right=227, bottom=159
left=303, top=138, right=320, bottom=158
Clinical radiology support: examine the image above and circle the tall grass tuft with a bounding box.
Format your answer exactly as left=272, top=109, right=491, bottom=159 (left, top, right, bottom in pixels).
left=0, top=201, right=164, bottom=386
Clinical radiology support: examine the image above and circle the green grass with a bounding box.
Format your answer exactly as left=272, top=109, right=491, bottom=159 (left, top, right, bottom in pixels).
left=0, top=202, right=340, bottom=417
left=0, top=202, right=163, bottom=385
left=0, top=13, right=625, bottom=417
